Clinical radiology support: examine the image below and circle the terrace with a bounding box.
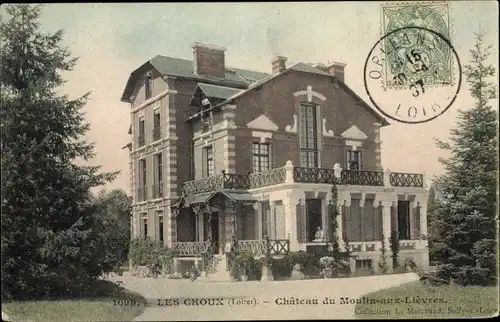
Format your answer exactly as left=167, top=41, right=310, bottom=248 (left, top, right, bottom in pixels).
left=181, top=161, right=424, bottom=195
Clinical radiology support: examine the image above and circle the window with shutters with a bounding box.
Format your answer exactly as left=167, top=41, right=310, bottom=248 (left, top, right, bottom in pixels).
left=142, top=214, right=148, bottom=240
left=138, top=118, right=145, bottom=147
left=153, top=110, right=161, bottom=141
left=138, top=159, right=147, bottom=201
left=153, top=153, right=163, bottom=198
left=157, top=212, right=164, bottom=243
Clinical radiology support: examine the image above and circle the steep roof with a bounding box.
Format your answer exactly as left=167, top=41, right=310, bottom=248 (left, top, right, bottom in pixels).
left=120, top=55, right=269, bottom=102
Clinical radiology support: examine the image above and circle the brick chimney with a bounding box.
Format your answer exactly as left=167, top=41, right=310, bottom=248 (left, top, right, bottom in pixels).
left=271, top=56, right=287, bottom=74
left=192, top=42, right=226, bottom=79
left=326, top=62, right=346, bottom=82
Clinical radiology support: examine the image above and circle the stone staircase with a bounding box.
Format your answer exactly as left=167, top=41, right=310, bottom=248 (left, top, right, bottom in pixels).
left=199, top=254, right=232, bottom=281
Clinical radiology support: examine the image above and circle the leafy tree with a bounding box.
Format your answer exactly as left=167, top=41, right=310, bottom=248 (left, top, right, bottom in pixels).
left=93, top=189, right=132, bottom=269
left=1, top=4, right=118, bottom=300
left=431, top=30, right=497, bottom=286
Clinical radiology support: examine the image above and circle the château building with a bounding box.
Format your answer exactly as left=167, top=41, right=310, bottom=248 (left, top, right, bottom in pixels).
left=121, top=42, right=429, bottom=279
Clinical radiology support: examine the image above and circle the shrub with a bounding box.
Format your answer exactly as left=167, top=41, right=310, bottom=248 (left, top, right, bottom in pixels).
left=128, top=238, right=177, bottom=278
left=232, top=250, right=261, bottom=281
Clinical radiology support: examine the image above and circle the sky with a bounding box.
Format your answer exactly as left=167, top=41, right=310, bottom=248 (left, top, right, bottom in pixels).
left=14, top=1, right=499, bottom=192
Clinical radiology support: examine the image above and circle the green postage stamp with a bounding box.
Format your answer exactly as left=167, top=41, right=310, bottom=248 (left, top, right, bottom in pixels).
left=381, top=2, right=452, bottom=88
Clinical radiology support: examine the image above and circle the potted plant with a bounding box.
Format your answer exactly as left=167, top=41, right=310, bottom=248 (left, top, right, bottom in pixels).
left=319, top=256, right=335, bottom=279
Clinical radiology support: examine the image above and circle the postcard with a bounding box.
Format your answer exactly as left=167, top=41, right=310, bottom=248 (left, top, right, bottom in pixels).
left=1, top=2, right=498, bottom=321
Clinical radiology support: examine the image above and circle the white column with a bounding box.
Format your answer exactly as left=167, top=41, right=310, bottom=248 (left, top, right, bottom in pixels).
left=284, top=160, right=294, bottom=184
left=381, top=201, right=393, bottom=246
left=269, top=201, right=276, bottom=239
left=359, top=194, right=366, bottom=251
left=253, top=202, right=262, bottom=239
left=284, top=193, right=300, bottom=251
left=383, top=168, right=392, bottom=188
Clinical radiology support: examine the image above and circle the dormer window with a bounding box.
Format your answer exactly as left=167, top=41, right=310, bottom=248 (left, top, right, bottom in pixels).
left=145, top=71, right=153, bottom=100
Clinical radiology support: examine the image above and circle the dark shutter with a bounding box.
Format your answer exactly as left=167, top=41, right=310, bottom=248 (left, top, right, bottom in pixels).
left=202, top=147, right=207, bottom=178
left=390, top=204, right=398, bottom=234
left=325, top=201, right=332, bottom=242
left=296, top=202, right=306, bottom=243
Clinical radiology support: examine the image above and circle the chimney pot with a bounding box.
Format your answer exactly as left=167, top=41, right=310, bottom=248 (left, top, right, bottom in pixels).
left=192, top=42, right=226, bottom=79
left=271, top=56, right=287, bottom=74
left=326, top=62, right=346, bottom=82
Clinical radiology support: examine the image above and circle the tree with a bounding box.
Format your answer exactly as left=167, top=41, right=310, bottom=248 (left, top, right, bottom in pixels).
left=93, top=189, right=132, bottom=269
left=389, top=230, right=400, bottom=269
left=431, top=30, right=497, bottom=286
left=378, top=235, right=389, bottom=274
left=1, top=4, right=118, bottom=300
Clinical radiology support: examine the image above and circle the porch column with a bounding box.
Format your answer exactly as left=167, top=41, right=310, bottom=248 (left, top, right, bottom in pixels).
left=224, top=199, right=236, bottom=241
left=380, top=201, right=393, bottom=248
left=253, top=202, right=262, bottom=239
left=195, top=213, right=201, bottom=242
left=326, top=190, right=344, bottom=250
left=283, top=193, right=301, bottom=252
left=359, top=194, right=366, bottom=251
left=269, top=201, right=276, bottom=239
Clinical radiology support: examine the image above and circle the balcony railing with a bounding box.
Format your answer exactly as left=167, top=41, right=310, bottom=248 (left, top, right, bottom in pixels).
left=172, top=241, right=212, bottom=257
left=152, top=182, right=163, bottom=199
left=152, top=127, right=161, bottom=141
left=390, top=172, right=424, bottom=188
left=137, top=187, right=147, bottom=202
left=181, top=161, right=425, bottom=195
left=138, top=134, right=145, bottom=147
left=339, top=170, right=384, bottom=186
left=248, top=167, right=286, bottom=188
left=293, top=167, right=337, bottom=184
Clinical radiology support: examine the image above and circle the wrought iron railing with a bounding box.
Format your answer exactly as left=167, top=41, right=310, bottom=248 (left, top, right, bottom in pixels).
left=152, top=182, right=163, bottom=199
left=152, top=127, right=162, bottom=141
left=339, top=170, right=384, bottom=186
left=137, top=187, right=147, bottom=202
left=222, top=172, right=250, bottom=189
left=183, top=175, right=225, bottom=194
left=293, top=167, right=337, bottom=184
left=138, top=134, right=145, bottom=147
left=248, top=167, right=286, bottom=188
left=171, top=241, right=212, bottom=257
left=390, top=172, right=424, bottom=187
left=181, top=167, right=424, bottom=195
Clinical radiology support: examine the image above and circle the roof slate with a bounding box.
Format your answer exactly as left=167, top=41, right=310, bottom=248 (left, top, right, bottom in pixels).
left=197, top=83, right=242, bottom=100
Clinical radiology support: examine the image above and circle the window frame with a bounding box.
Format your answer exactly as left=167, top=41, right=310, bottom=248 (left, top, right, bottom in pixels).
left=138, top=158, right=147, bottom=201
left=204, top=146, right=214, bottom=177
left=153, top=153, right=163, bottom=198
left=347, top=150, right=362, bottom=171
left=299, top=103, right=319, bottom=168
left=142, top=214, right=148, bottom=240
left=157, top=212, right=164, bottom=243
left=252, top=142, right=270, bottom=173
left=138, top=118, right=145, bottom=147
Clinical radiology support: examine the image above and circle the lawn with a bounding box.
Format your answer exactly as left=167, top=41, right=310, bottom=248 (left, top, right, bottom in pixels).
left=354, top=281, right=499, bottom=319
left=2, top=280, right=146, bottom=322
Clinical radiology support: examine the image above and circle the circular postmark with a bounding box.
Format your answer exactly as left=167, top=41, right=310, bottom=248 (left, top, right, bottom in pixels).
left=364, top=26, right=462, bottom=124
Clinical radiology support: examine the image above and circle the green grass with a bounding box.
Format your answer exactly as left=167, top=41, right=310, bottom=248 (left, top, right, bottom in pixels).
left=354, top=281, right=499, bottom=319
left=2, top=280, right=146, bottom=322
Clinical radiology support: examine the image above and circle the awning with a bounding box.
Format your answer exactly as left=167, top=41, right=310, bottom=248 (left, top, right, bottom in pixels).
left=184, top=192, right=214, bottom=205
left=220, top=190, right=256, bottom=202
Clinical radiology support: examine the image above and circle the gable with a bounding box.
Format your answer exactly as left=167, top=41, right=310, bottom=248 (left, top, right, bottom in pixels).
left=246, top=115, right=279, bottom=131
left=341, top=125, right=367, bottom=140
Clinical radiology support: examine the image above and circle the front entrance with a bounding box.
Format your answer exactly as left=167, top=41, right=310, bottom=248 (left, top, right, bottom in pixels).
left=204, top=212, right=220, bottom=254
left=397, top=201, right=411, bottom=240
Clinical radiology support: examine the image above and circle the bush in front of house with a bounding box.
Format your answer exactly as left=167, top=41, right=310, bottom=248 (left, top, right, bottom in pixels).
left=231, top=249, right=262, bottom=281
left=128, top=238, right=177, bottom=278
